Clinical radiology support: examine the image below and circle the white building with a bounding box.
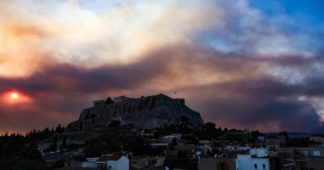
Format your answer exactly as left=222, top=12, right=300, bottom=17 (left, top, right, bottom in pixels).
left=151, top=140, right=170, bottom=150
left=225, top=146, right=250, bottom=151
left=258, top=136, right=265, bottom=141
left=236, top=148, right=270, bottom=170
left=140, top=130, right=154, bottom=137
left=82, top=158, right=98, bottom=168
left=161, top=133, right=182, bottom=142
left=250, top=148, right=268, bottom=158
left=198, top=140, right=210, bottom=146
left=82, top=153, right=129, bottom=170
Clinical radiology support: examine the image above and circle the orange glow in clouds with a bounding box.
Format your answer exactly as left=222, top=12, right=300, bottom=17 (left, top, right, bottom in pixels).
left=1, top=91, right=33, bottom=104
left=10, top=92, right=19, bottom=99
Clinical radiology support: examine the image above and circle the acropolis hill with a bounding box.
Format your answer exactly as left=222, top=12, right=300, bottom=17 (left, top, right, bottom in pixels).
left=67, top=94, right=204, bottom=131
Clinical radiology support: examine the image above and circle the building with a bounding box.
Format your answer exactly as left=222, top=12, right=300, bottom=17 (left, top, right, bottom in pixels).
left=82, top=158, right=99, bottom=168
left=250, top=148, right=269, bottom=158
left=150, top=140, right=170, bottom=150
left=113, top=96, right=132, bottom=103
left=161, top=133, right=182, bottom=142
left=235, top=148, right=270, bottom=170
left=93, top=100, right=106, bottom=107
left=225, top=146, right=250, bottom=152
left=294, top=147, right=324, bottom=170
left=198, top=158, right=236, bottom=170
left=266, top=136, right=287, bottom=149
left=257, top=136, right=265, bottom=142
left=236, top=155, right=269, bottom=170
left=217, top=130, right=251, bottom=143
left=131, top=156, right=165, bottom=170
left=277, top=147, right=324, bottom=170
left=198, top=140, right=211, bottom=146
left=280, top=159, right=295, bottom=170
left=310, top=136, right=324, bottom=144
left=176, top=144, right=198, bottom=152
left=140, top=130, right=155, bottom=137
left=82, top=153, right=129, bottom=170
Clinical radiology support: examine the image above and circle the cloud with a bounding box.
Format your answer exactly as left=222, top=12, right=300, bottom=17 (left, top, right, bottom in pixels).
left=182, top=77, right=324, bottom=133
left=1, top=43, right=323, bottom=133
left=207, top=0, right=324, bottom=57
left=0, top=0, right=222, bottom=78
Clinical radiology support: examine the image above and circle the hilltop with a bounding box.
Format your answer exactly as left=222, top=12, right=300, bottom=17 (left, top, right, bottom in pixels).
left=67, top=94, right=204, bottom=131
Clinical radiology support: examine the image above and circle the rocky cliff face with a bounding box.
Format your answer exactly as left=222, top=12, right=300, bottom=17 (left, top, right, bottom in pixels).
left=67, top=94, right=204, bottom=131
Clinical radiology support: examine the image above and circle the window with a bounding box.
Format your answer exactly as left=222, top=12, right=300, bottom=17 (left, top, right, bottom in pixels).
left=254, top=164, right=257, bottom=169
left=263, top=164, right=266, bottom=169
left=313, top=151, right=320, bottom=156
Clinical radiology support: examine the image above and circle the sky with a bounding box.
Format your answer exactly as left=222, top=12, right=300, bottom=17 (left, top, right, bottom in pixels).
left=1, top=0, right=324, bottom=134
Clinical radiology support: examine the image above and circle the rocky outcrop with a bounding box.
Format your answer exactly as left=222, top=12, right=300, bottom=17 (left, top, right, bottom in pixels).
left=67, top=94, right=204, bottom=131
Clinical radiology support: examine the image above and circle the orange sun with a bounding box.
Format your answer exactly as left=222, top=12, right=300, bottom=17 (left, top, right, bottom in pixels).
left=10, top=92, right=19, bottom=99
left=1, top=91, right=33, bottom=104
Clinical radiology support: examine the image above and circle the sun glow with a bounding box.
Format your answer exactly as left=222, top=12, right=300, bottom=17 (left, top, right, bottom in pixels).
left=10, top=92, right=19, bottom=99
left=0, top=91, right=32, bottom=104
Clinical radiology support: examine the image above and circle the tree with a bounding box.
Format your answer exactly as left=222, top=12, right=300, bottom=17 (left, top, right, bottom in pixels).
left=55, top=124, right=64, bottom=133
left=288, top=138, right=309, bottom=147
left=279, top=131, right=289, bottom=139
left=180, top=116, right=189, bottom=123
left=53, top=135, right=57, bottom=147
left=205, top=122, right=216, bottom=130
left=89, top=114, right=96, bottom=125
left=84, top=137, right=120, bottom=157
left=45, top=135, right=58, bottom=152
left=251, top=130, right=261, bottom=140
left=62, top=136, right=67, bottom=148
left=123, top=136, right=151, bottom=156
left=109, top=120, right=121, bottom=128
left=105, top=97, right=114, bottom=104
left=0, top=135, right=47, bottom=170
left=172, top=137, right=178, bottom=146
left=20, top=143, right=43, bottom=160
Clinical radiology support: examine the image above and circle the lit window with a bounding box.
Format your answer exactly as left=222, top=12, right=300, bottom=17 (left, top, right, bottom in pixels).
left=313, top=151, right=320, bottom=156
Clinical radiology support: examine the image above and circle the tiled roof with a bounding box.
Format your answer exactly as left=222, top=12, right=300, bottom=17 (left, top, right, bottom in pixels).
left=97, top=154, right=123, bottom=162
